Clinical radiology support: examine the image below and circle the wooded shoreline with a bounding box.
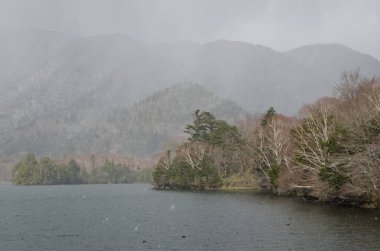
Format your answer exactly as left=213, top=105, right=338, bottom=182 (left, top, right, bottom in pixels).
left=153, top=71, right=380, bottom=209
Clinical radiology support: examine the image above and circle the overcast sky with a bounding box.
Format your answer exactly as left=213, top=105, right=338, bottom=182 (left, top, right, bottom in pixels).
left=0, top=0, right=379, bottom=59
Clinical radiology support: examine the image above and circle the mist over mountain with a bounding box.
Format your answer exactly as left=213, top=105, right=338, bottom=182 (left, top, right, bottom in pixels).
left=1, top=29, right=380, bottom=157
left=287, top=44, right=380, bottom=88
left=0, top=80, right=244, bottom=157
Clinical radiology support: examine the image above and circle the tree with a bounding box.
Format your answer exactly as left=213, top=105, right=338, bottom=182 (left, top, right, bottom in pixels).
left=12, top=153, right=38, bottom=185
left=39, top=157, right=57, bottom=185
left=209, top=120, right=242, bottom=150
left=291, top=103, right=349, bottom=199
left=185, top=109, right=242, bottom=149
left=65, top=159, right=81, bottom=184
left=154, top=110, right=241, bottom=190
left=248, top=113, right=293, bottom=190
left=153, top=150, right=173, bottom=188
left=184, top=109, right=218, bottom=142
left=261, top=107, right=276, bottom=126
left=152, top=142, right=223, bottom=190
left=89, top=159, right=137, bottom=184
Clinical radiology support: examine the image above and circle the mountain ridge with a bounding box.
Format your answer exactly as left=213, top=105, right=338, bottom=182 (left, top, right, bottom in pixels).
left=286, top=43, right=380, bottom=86
left=0, top=82, right=245, bottom=157
left=1, top=29, right=380, bottom=157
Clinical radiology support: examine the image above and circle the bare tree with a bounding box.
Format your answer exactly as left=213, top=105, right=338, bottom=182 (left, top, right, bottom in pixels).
left=244, top=114, right=293, bottom=190
left=178, top=142, right=209, bottom=171
left=292, top=105, right=333, bottom=174
left=335, top=69, right=362, bottom=106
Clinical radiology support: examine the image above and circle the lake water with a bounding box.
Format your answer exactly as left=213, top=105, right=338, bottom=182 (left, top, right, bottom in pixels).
left=1, top=183, right=380, bottom=250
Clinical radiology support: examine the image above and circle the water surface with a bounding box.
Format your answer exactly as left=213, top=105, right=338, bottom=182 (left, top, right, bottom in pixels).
left=1, top=184, right=380, bottom=250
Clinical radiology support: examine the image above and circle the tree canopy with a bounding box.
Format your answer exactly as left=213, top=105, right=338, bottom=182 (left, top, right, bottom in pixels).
left=12, top=154, right=152, bottom=185
left=185, top=109, right=242, bottom=149
left=153, top=110, right=243, bottom=190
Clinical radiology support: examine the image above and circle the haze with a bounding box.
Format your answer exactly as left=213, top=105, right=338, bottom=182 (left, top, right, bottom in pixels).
left=0, top=0, right=379, bottom=59
left=3, top=1, right=380, bottom=250
left=1, top=0, right=380, bottom=159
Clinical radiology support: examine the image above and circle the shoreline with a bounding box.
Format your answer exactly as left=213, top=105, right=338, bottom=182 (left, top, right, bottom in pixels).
left=209, top=186, right=259, bottom=191
left=152, top=185, right=380, bottom=209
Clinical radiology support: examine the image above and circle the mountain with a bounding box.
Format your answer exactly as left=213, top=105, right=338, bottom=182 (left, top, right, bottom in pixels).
left=196, top=40, right=325, bottom=115
left=0, top=83, right=245, bottom=157
left=286, top=44, right=380, bottom=89
left=0, top=31, right=320, bottom=117
left=1, top=30, right=380, bottom=157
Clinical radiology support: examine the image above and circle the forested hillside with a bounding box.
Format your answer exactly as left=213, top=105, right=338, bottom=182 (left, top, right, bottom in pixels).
left=153, top=71, right=380, bottom=208
left=0, top=83, right=244, bottom=157
left=1, top=29, right=380, bottom=159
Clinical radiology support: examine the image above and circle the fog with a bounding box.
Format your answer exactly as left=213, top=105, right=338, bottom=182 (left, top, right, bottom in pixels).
left=1, top=0, right=380, bottom=159
left=0, top=0, right=379, bottom=59
left=2, top=2, right=380, bottom=249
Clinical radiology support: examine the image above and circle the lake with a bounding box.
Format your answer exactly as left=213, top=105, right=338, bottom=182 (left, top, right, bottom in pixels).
left=1, top=183, right=380, bottom=250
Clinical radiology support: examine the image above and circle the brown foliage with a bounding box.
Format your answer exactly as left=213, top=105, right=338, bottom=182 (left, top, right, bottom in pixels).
left=239, top=71, right=380, bottom=205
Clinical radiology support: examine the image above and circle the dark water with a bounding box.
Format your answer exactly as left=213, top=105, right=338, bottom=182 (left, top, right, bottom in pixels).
left=1, top=184, right=380, bottom=250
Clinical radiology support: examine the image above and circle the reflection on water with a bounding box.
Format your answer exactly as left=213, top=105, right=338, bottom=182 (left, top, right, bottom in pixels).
left=1, top=184, right=380, bottom=250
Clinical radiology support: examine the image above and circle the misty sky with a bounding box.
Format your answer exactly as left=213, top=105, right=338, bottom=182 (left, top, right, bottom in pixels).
left=0, top=0, right=379, bottom=59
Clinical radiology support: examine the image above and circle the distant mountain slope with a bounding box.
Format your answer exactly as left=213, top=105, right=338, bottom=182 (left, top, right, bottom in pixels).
left=0, top=30, right=321, bottom=116
left=286, top=44, right=380, bottom=87
left=198, top=40, right=324, bottom=114
left=1, top=30, right=380, bottom=157
left=2, top=31, right=379, bottom=118
left=0, top=83, right=245, bottom=157
left=103, top=83, right=246, bottom=156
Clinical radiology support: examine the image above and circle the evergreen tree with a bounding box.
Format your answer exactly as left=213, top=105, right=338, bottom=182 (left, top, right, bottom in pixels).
left=261, top=107, right=276, bottom=126
left=184, top=110, right=218, bottom=142
left=12, top=153, right=38, bottom=185
left=185, top=109, right=242, bottom=148
left=65, top=159, right=81, bottom=184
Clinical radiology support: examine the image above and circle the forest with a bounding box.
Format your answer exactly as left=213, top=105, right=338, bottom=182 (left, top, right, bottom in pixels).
left=12, top=153, right=151, bottom=185
left=153, top=71, right=380, bottom=208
